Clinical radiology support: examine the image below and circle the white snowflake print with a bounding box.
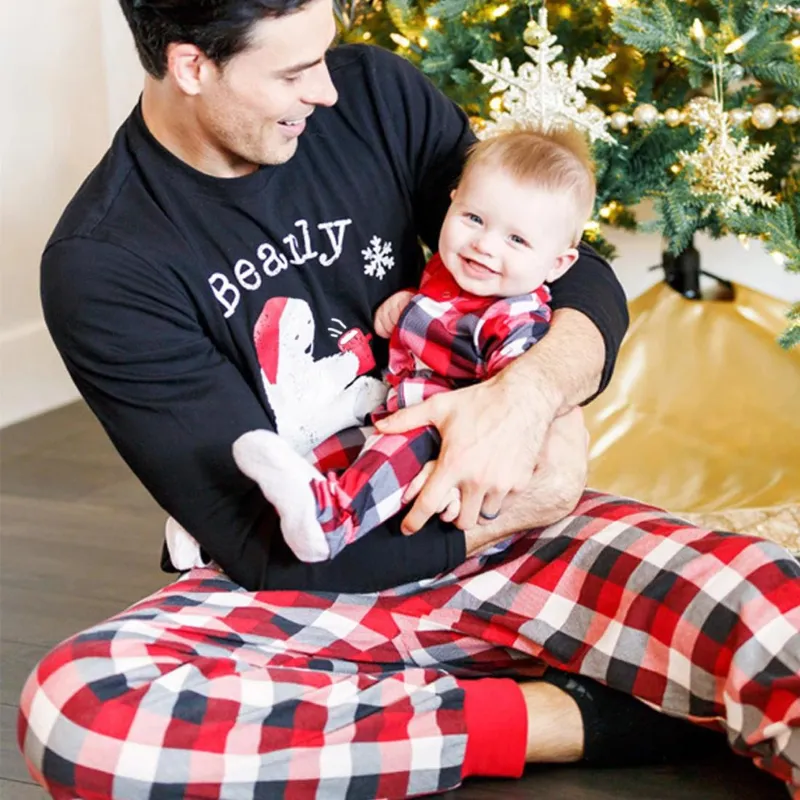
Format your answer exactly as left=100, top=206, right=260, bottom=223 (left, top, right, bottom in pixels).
left=362, top=235, right=395, bottom=280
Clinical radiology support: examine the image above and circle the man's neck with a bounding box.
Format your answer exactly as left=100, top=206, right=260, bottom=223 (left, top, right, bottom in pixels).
left=140, top=79, right=257, bottom=179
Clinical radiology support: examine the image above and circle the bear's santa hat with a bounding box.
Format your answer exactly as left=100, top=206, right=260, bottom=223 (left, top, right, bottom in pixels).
left=253, top=297, right=291, bottom=385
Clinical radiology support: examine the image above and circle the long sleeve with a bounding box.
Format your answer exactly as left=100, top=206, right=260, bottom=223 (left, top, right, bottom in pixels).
left=548, top=243, right=629, bottom=399
left=42, top=237, right=466, bottom=592
left=476, top=296, right=552, bottom=378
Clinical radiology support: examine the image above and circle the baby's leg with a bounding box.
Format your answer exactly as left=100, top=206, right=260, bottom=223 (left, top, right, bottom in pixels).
left=315, top=425, right=441, bottom=557
left=233, top=425, right=440, bottom=562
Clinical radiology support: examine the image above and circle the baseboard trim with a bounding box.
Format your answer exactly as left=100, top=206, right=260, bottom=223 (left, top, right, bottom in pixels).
left=0, top=320, right=80, bottom=428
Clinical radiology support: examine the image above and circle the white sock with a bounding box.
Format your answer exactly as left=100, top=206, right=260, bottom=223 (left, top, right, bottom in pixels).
left=232, top=430, right=330, bottom=562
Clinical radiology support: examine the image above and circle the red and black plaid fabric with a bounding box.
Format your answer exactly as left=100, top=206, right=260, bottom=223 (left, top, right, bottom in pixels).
left=386, top=254, right=551, bottom=401
left=311, top=425, right=441, bottom=554
left=309, top=254, right=552, bottom=557
left=19, top=489, right=800, bottom=799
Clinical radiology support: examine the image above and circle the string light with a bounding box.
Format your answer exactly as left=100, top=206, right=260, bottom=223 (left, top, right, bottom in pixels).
left=771, top=252, right=788, bottom=266
left=489, top=96, right=503, bottom=112
left=791, top=35, right=800, bottom=49
left=390, top=33, right=410, bottom=48
left=584, top=220, right=601, bottom=234
left=418, top=35, right=428, bottom=48
left=599, top=201, right=621, bottom=219
left=426, top=16, right=440, bottom=29
left=690, top=19, right=706, bottom=48
left=724, top=37, right=746, bottom=54
left=724, top=29, right=758, bottom=55
left=490, top=4, right=510, bottom=19
left=362, top=31, right=372, bottom=41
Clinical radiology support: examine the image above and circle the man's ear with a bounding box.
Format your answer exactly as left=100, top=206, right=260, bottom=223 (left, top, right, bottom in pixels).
left=166, top=42, right=211, bottom=96
left=546, top=247, right=579, bottom=283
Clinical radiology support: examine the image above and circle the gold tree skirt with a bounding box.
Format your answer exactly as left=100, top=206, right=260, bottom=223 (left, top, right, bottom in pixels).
left=584, top=281, right=800, bottom=552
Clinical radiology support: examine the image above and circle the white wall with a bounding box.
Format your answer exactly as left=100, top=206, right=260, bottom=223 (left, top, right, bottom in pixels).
left=1, top=5, right=797, bottom=428
left=0, top=0, right=141, bottom=428
left=609, top=222, right=799, bottom=304
left=100, top=0, right=145, bottom=135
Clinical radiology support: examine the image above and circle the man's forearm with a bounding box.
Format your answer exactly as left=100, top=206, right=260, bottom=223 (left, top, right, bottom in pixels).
left=495, top=308, right=606, bottom=415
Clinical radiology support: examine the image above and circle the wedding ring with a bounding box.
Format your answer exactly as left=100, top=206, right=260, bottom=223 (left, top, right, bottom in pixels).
left=478, top=508, right=501, bottom=521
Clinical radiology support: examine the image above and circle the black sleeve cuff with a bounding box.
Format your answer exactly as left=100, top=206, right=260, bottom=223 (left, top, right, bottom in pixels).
left=259, top=513, right=467, bottom=593
left=548, top=243, right=630, bottom=403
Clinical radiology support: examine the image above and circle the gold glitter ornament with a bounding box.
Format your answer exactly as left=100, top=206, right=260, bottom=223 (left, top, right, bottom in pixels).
left=678, top=107, right=777, bottom=216
left=751, top=103, right=778, bottom=130
left=471, top=7, right=616, bottom=143
left=685, top=97, right=720, bottom=130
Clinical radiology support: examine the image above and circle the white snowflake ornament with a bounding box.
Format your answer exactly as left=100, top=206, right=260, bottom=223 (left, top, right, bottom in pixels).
left=362, top=235, right=395, bottom=280
left=470, top=8, right=616, bottom=143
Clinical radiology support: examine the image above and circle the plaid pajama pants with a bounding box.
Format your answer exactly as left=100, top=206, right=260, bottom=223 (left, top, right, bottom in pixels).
left=18, top=490, right=800, bottom=799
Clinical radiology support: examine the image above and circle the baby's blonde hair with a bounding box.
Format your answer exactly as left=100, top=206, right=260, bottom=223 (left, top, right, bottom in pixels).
left=463, top=126, right=597, bottom=247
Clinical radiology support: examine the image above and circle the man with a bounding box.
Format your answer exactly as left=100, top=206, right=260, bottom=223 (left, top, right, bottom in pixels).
left=19, top=1, right=800, bottom=798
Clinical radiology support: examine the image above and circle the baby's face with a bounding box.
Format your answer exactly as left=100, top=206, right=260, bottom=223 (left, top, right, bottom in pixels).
left=438, top=164, right=579, bottom=298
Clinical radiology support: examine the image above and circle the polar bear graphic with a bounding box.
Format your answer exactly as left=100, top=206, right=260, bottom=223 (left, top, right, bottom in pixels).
left=254, top=296, right=387, bottom=456
left=165, top=296, right=387, bottom=570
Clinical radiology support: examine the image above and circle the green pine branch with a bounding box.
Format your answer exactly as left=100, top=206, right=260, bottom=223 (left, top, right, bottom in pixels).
left=343, top=0, right=800, bottom=347
left=778, top=304, right=800, bottom=350
left=610, top=1, right=684, bottom=53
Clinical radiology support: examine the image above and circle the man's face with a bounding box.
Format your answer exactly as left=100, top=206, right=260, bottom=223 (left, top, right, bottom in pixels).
left=197, top=0, right=339, bottom=168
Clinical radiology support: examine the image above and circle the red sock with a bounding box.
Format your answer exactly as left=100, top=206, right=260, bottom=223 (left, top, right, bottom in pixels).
left=457, top=678, right=527, bottom=779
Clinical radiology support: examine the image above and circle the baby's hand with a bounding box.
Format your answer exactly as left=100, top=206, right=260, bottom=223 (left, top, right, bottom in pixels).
left=401, top=460, right=461, bottom=532
left=374, top=290, right=415, bottom=339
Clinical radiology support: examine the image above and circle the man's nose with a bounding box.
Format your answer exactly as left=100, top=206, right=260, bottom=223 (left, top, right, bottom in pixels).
left=304, top=63, right=338, bottom=108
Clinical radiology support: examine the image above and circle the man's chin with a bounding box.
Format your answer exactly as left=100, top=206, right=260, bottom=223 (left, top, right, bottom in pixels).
left=259, top=137, right=299, bottom=166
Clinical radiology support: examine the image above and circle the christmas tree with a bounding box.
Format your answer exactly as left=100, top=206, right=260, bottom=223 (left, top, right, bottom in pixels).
left=337, top=0, right=800, bottom=348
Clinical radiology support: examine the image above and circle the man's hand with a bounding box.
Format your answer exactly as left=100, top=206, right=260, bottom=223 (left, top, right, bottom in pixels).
left=462, top=407, right=589, bottom=556
left=375, top=290, right=416, bottom=339
left=376, top=369, right=562, bottom=534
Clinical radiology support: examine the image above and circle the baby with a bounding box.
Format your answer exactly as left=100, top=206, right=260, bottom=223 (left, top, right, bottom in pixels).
left=235, top=125, right=597, bottom=562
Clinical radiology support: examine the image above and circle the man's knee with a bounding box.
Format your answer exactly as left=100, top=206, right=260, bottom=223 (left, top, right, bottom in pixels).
left=18, top=634, right=133, bottom=793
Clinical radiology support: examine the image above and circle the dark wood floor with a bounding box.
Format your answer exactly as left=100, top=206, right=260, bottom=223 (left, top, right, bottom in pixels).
left=0, top=402, right=787, bottom=799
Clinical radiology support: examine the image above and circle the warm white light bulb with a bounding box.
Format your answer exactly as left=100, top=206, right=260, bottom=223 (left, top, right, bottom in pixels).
left=691, top=18, right=706, bottom=47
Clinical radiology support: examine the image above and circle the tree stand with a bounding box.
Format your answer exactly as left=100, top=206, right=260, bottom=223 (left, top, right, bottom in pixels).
left=659, top=237, right=734, bottom=301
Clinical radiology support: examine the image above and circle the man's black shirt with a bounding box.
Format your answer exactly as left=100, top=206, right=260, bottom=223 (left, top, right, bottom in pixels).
left=41, top=45, right=629, bottom=591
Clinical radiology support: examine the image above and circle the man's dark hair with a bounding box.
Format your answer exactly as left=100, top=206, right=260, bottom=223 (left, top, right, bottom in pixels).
left=118, top=0, right=318, bottom=79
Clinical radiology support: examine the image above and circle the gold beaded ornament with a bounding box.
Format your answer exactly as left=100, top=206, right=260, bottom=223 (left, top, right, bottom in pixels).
left=609, top=101, right=797, bottom=133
